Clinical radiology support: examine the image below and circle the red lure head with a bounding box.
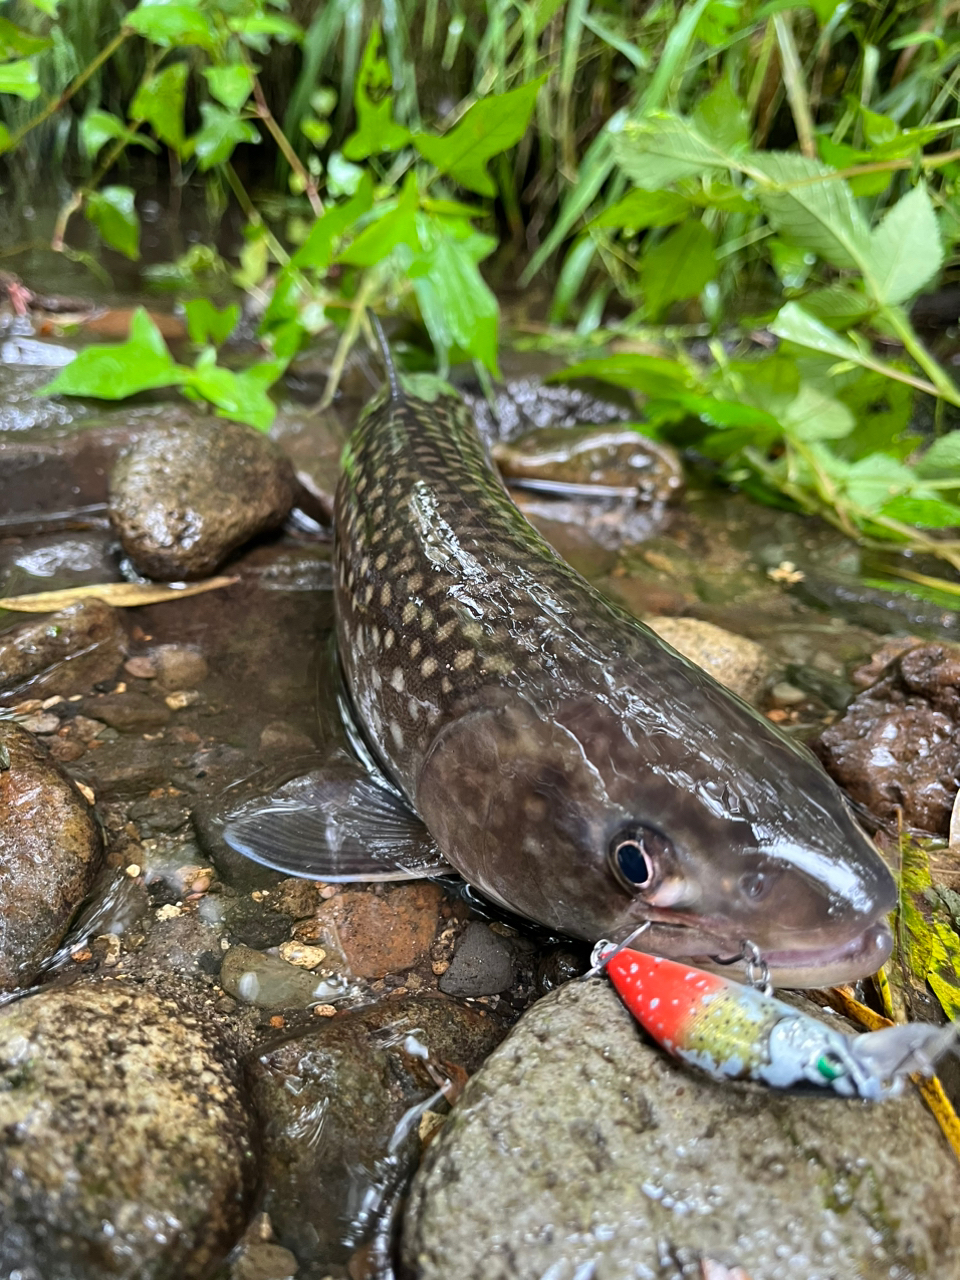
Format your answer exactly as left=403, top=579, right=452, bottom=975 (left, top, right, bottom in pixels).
left=605, top=948, right=730, bottom=1053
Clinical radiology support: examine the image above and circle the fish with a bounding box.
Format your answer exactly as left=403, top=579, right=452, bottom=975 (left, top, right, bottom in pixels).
left=599, top=943, right=957, bottom=1100
left=224, top=319, right=896, bottom=987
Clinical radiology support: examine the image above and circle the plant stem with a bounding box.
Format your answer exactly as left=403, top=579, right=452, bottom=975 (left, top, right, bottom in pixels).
left=251, top=78, right=324, bottom=217
left=774, top=13, right=815, bottom=158
left=7, top=28, right=130, bottom=151
left=319, top=271, right=380, bottom=409
left=880, top=304, right=960, bottom=408
left=222, top=164, right=290, bottom=266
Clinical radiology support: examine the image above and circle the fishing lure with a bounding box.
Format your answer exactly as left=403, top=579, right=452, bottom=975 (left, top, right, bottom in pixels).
left=593, top=937, right=957, bottom=1101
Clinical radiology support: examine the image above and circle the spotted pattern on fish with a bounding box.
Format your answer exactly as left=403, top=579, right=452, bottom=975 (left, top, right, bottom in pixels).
left=333, top=389, right=644, bottom=799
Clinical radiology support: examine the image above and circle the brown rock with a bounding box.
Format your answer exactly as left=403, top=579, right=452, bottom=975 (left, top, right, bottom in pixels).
left=0, top=598, right=125, bottom=701
left=0, top=722, right=102, bottom=989
left=814, top=642, right=960, bottom=834
left=152, top=644, right=209, bottom=689
left=643, top=615, right=773, bottom=703
left=109, top=418, right=296, bottom=580
left=319, top=882, right=445, bottom=979
left=79, top=690, right=171, bottom=732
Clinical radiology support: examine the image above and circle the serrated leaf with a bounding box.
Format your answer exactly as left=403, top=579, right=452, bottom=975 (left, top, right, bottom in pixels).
left=131, top=62, right=187, bottom=148
left=342, top=24, right=411, bottom=161
left=0, top=57, right=39, bottom=100
left=612, top=112, right=734, bottom=190
left=45, top=308, right=181, bottom=400
left=800, top=284, right=874, bottom=328
left=410, top=229, right=499, bottom=374
left=751, top=152, right=871, bottom=272
left=781, top=382, right=854, bottom=441
left=842, top=452, right=916, bottom=512
left=641, top=219, right=717, bottom=318
left=868, top=184, right=943, bottom=306
left=691, top=73, right=749, bottom=154
left=204, top=64, right=254, bottom=112
left=125, top=3, right=215, bottom=47
left=193, top=103, right=259, bottom=170
left=290, top=172, right=373, bottom=271
left=184, top=298, right=240, bottom=346
left=336, top=171, right=419, bottom=267
left=85, top=186, right=140, bottom=260
left=182, top=359, right=278, bottom=432
left=881, top=495, right=960, bottom=528
left=590, top=188, right=689, bottom=230
left=771, top=302, right=864, bottom=361
left=412, top=76, right=546, bottom=197
left=916, top=431, right=960, bottom=480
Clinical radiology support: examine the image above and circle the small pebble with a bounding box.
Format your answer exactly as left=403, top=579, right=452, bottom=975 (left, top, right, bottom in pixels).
left=124, top=655, right=158, bottom=678
left=278, top=941, right=327, bottom=969
left=165, top=689, right=201, bottom=710
left=125, top=864, right=142, bottom=878
left=75, top=782, right=95, bottom=806
left=769, top=681, right=807, bottom=707
left=17, top=712, right=61, bottom=734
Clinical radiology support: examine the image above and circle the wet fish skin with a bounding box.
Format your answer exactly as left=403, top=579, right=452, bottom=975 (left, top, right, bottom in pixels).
left=329, top=381, right=895, bottom=987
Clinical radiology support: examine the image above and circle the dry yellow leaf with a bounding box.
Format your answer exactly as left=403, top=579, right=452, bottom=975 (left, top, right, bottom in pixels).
left=0, top=577, right=238, bottom=612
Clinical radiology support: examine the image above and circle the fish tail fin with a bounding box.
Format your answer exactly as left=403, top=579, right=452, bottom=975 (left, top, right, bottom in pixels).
left=367, top=310, right=403, bottom=403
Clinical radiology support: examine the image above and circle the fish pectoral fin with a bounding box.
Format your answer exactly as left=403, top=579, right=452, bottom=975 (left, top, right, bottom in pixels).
left=222, top=767, right=452, bottom=881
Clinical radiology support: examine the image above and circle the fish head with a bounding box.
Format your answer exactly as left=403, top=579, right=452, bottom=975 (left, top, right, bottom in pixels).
left=417, top=690, right=895, bottom=987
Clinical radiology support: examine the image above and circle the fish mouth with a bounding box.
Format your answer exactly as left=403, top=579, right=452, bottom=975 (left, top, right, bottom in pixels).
left=698, top=919, right=894, bottom=988
left=617, top=916, right=893, bottom=989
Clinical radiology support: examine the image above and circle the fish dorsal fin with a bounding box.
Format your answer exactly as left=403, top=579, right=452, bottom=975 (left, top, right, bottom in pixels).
left=222, top=758, right=452, bottom=881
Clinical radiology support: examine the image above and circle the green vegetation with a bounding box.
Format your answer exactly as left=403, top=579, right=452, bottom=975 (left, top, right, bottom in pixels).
left=1, top=0, right=960, bottom=581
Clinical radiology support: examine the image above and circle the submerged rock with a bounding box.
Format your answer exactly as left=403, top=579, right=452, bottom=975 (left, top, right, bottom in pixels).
left=439, top=921, right=516, bottom=997
left=644, top=615, right=773, bottom=703
left=0, top=597, right=126, bottom=701
left=814, top=641, right=960, bottom=835
left=0, top=981, right=257, bottom=1280
left=220, top=943, right=349, bottom=1009
left=0, top=722, right=102, bottom=989
left=251, top=993, right=505, bottom=1273
left=109, top=418, right=296, bottom=580
left=403, top=979, right=960, bottom=1280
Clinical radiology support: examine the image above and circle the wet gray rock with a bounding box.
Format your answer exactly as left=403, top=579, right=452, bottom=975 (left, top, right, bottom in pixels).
left=109, top=418, right=296, bottom=580
left=153, top=643, right=209, bottom=688
left=79, top=689, right=172, bottom=732
left=251, top=994, right=505, bottom=1275
left=439, top=921, right=515, bottom=997
left=0, top=981, right=257, bottom=1280
left=643, top=615, right=773, bottom=703
left=0, top=597, right=126, bottom=701
left=403, top=979, right=960, bottom=1280
left=0, top=722, right=102, bottom=989
left=231, top=1241, right=299, bottom=1280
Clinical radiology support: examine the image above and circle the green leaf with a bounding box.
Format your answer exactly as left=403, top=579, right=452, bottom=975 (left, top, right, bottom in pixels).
left=641, top=219, right=717, bottom=318
left=193, top=103, right=259, bottom=170
left=691, top=73, right=749, bottom=154
left=410, top=230, right=499, bottom=374
left=25, top=0, right=59, bottom=14
left=0, top=123, right=10, bottom=155
left=916, top=432, right=960, bottom=480
left=0, top=58, right=39, bottom=100
left=291, top=173, right=374, bottom=270
left=780, top=383, right=854, bottom=441
left=841, top=452, right=915, bottom=512
left=45, top=309, right=181, bottom=400
left=751, top=152, right=870, bottom=271
left=868, top=184, right=943, bottom=306
left=612, top=111, right=735, bottom=190
left=80, top=109, right=127, bottom=158
left=182, top=357, right=278, bottom=431
left=800, top=284, right=873, bottom=328
left=880, top=495, right=960, bottom=528
left=548, top=353, right=691, bottom=397
left=412, top=75, right=546, bottom=197
left=85, top=186, right=140, bottom=260
left=125, top=3, right=214, bottom=48
left=590, top=188, right=689, bottom=231
left=131, top=62, right=188, bottom=148
left=0, top=17, right=52, bottom=57
left=336, top=171, right=419, bottom=267
left=184, top=298, right=240, bottom=346
left=770, top=302, right=864, bottom=362
left=342, top=24, right=411, bottom=161
left=204, top=64, right=254, bottom=112
left=228, top=14, right=303, bottom=47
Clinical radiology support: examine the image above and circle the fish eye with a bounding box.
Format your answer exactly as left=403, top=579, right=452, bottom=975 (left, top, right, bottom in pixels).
left=608, top=825, right=669, bottom=895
